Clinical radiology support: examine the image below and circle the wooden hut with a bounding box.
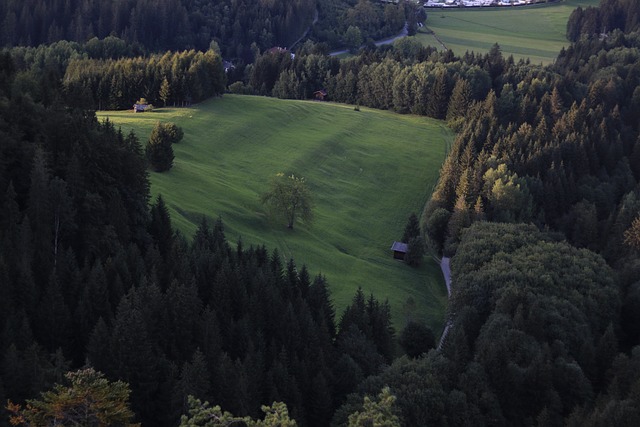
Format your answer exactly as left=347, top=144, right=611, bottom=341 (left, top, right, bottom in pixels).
left=313, top=89, right=327, bottom=101
left=390, top=241, right=408, bottom=260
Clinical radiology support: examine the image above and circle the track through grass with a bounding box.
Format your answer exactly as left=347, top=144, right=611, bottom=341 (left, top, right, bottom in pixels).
left=97, top=95, right=452, bottom=332
left=418, top=0, right=600, bottom=64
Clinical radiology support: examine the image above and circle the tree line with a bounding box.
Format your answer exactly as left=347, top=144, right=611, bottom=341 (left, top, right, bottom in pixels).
left=64, top=49, right=226, bottom=110
left=4, top=42, right=225, bottom=111
left=236, top=37, right=493, bottom=118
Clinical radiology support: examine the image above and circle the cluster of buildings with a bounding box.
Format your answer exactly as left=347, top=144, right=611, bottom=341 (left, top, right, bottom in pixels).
left=422, top=0, right=545, bottom=7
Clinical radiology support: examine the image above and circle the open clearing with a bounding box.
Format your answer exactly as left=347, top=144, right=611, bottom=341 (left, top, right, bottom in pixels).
left=418, top=0, right=600, bottom=64
left=97, top=95, right=452, bottom=332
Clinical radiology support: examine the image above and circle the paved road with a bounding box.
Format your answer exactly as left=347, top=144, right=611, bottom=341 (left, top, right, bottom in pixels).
left=437, top=256, right=452, bottom=350
left=290, top=10, right=319, bottom=51
left=329, top=23, right=409, bottom=56
left=374, top=23, right=408, bottom=47
left=440, top=256, right=451, bottom=296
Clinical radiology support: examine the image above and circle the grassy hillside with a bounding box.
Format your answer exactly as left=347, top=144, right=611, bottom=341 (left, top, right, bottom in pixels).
left=97, top=95, right=452, bottom=332
left=419, top=0, right=600, bottom=64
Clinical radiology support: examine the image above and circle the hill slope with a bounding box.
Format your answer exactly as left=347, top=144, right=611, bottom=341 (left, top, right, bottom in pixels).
left=97, top=95, right=452, bottom=331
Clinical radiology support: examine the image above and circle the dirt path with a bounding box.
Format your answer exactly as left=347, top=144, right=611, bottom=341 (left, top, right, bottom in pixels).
left=422, top=26, right=448, bottom=51
left=432, top=31, right=449, bottom=51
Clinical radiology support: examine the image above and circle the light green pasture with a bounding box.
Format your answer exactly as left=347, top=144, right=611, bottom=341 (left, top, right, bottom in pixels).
left=97, top=95, right=453, bottom=332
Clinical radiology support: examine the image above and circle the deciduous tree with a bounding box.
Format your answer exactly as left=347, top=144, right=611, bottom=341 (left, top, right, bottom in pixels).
left=262, top=173, right=313, bottom=229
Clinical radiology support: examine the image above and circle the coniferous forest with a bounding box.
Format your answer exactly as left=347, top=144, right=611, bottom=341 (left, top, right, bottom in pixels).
left=1, top=0, right=640, bottom=425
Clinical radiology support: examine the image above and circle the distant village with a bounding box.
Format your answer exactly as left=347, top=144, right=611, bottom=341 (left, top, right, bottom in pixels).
left=422, top=0, right=549, bottom=7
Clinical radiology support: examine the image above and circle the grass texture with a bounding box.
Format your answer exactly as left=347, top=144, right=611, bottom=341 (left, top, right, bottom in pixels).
left=97, top=95, right=453, bottom=332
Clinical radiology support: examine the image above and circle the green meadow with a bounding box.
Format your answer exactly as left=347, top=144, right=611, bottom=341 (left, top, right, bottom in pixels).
left=97, top=95, right=452, bottom=332
left=418, top=0, right=600, bottom=64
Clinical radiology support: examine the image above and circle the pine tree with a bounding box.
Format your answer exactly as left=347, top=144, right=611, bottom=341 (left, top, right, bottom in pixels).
left=401, top=213, right=421, bottom=243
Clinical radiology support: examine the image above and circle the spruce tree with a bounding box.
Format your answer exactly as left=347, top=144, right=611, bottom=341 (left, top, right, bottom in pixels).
left=110, top=295, right=163, bottom=424
left=447, top=78, right=472, bottom=122
left=27, top=147, right=53, bottom=281
left=87, top=317, right=112, bottom=374
left=404, top=236, right=425, bottom=267
left=150, top=194, right=174, bottom=260
left=173, top=350, right=211, bottom=419
left=401, top=213, right=421, bottom=243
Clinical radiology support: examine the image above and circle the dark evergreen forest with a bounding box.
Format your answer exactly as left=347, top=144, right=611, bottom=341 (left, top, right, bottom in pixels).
left=0, top=0, right=408, bottom=62
left=1, top=0, right=640, bottom=425
left=0, top=0, right=315, bottom=60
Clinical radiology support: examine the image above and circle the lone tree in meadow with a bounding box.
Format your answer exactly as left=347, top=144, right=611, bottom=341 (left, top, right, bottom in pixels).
left=262, top=173, right=313, bottom=229
left=146, top=122, right=176, bottom=172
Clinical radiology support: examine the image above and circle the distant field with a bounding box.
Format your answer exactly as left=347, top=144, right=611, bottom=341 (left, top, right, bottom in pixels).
left=97, top=95, right=452, bottom=332
left=418, top=0, right=600, bottom=64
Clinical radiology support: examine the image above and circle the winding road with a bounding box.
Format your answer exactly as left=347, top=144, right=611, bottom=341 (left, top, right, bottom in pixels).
left=290, top=9, right=319, bottom=51
left=329, top=23, right=409, bottom=56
